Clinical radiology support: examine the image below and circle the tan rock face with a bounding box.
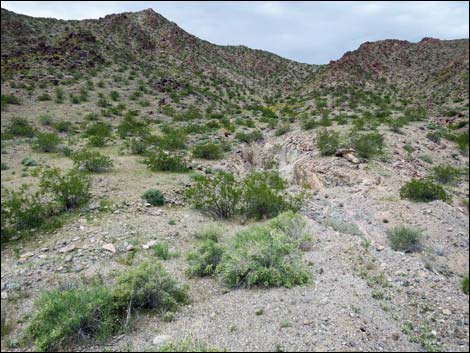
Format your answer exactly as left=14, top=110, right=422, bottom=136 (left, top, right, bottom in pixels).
left=292, top=160, right=323, bottom=190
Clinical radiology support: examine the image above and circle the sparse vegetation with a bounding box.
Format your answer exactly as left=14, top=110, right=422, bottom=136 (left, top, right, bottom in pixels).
left=144, top=150, right=187, bottom=172
left=387, top=225, right=423, bottom=252
left=71, top=149, right=113, bottom=173
left=317, top=129, right=341, bottom=156
left=400, top=179, right=450, bottom=203
left=142, top=189, right=165, bottom=206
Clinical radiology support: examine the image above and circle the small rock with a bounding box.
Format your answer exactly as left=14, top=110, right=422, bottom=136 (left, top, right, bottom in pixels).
left=143, top=240, right=158, bottom=250
left=376, top=245, right=385, bottom=251
left=20, top=251, right=34, bottom=259
left=102, top=243, right=116, bottom=254
left=64, top=255, right=73, bottom=263
left=126, top=245, right=135, bottom=252
left=152, top=335, right=171, bottom=346
left=442, top=309, right=452, bottom=316
left=1, top=291, right=8, bottom=300
left=58, top=244, right=76, bottom=253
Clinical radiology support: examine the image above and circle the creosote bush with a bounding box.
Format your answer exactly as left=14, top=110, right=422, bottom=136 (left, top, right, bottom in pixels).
left=6, top=117, right=35, bottom=138
left=432, top=165, right=464, bottom=185
left=33, top=132, right=61, bottom=152
left=317, top=129, right=341, bottom=156
left=39, top=167, right=92, bottom=211
left=71, top=149, right=113, bottom=173
left=186, top=171, right=302, bottom=220
left=400, top=179, right=450, bottom=203
left=144, top=150, right=187, bottom=172
left=192, top=143, right=224, bottom=160
left=142, top=189, right=165, bottom=206
left=387, top=225, right=423, bottom=253
left=350, top=131, right=384, bottom=158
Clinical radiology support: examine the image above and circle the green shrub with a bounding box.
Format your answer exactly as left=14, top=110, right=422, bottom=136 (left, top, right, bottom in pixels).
left=1, top=162, right=8, bottom=171
left=111, top=261, right=189, bottom=314
left=186, top=171, right=302, bottom=220
left=117, top=114, right=147, bottom=139
left=235, top=130, right=263, bottom=143
left=317, top=129, right=341, bottom=156
left=142, top=189, right=165, bottom=206
left=144, top=150, right=187, bottom=172
left=71, top=149, right=113, bottom=173
left=37, top=93, right=51, bottom=101
left=1, top=94, right=20, bottom=110
left=54, top=87, right=65, bottom=103
left=455, top=131, right=469, bottom=153
left=275, top=124, right=290, bottom=136
left=125, top=137, right=148, bottom=155
left=462, top=276, right=469, bottom=295
left=39, top=168, right=92, bottom=210
left=6, top=117, right=35, bottom=137
left=186, top=236, right=224, bottom=278
left=33, top=132, right=61, bottom=153
left=432, top=165, right=464, bottom=184
left=152, top=243, right=172, bottom=260
left=387, top=225, right=422, bottom=253
left=351, top=131, right=384, bottom=158
left=217, top=214, right=311, bottom=288
left=39, top=114, right=54, bottom=126
left=84, top=122, right=112, bottom=147
left=418, top=154, right=433, bottom=164
left=400, top=179, right=450, bottom=203
left=110, top=91, right=120, bottom=101
left=426, top=131, right=441, bottom=144
left=302, top=118, right=318, bottom=130
left=192, top=143, right=224, bottom=160
left=27, top=285, right=116, bottom=352
left=156, top=128, right=187, bottom=151
left=241, top=171, right=302, bottom=220
left=21, top=157, right=38, bottom=167
left=54, top=120, right=72, bottom=133
left=1, top=186, right=55, bottom=241
left=186, top=172, right=242, bottom=219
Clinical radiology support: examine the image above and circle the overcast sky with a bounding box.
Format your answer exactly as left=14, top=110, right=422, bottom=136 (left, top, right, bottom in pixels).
left=2, top=1, right=469, bottom=64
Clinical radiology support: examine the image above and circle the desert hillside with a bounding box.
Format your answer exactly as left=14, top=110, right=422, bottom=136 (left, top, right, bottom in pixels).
left=1, top=7, right=469, bottom=353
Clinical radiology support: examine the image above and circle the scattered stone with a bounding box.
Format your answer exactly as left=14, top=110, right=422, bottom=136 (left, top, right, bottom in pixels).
left=58, top=244, right=76, bottom=253
left=19, top=251, right=34, bottom=260
left=102, top=243, right=116, bottom=254
left=152, top=335, right=172, bottom=346
left=126, top=244, right=135, bottom=251
left=143, top=240, right=158, bottom=249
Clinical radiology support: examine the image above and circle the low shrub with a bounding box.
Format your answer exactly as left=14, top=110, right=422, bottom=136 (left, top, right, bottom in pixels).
left=400, top=179, right=450, bottom=203
left=275, top=124, right=290, bottom=136
left=241, top=171, right=302, bottom=220
left=6, top=117, right=35, bottom=138
left=39, top=167, right=92, bottom=210
left=117, top=114, right=147, bottom=139
left=186, top=171, right=303, bottom=220
left=33, top=132, right=61, bottom=152
left=54, top=120, right=73, bottom=133
left=186, top=229, right=224, bottom=278
left=350, top=131, right=384, bottom=158
left=144, top=150, right=187, bottom=172
left=186, top=172, right=241, bottom=219
left=142, top=189, right=165, bottom=206
left=1, top=94, right=20, bottom=110
left=432, top=165, right=464, bottom=185
left=71, top=149, right=113, bottom=173
left=84, top=122, right=112, bottom=147
left=112, top=261, right=189, bottom=314
left=217, top=213, right=311, bottom=288
left=156, top=128, right=187, bottom=151
left=27, top=285, right=116, bottom=352
left=152, top=243, right=173, bottom=260
left=462, top=276, right=469, bottom=295
left=426, top=131, right=441, bottom=144
left=235, top=130, right=263, bottom=143
left=192, top=143, right=224, bottom=160
left=317, top=129, right=341, bottom=156
left=387, top=225, right=422, bottom=253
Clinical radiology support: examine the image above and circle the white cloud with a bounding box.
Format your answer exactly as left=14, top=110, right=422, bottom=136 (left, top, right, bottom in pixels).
left=2, top=1, right=468, bottom=63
